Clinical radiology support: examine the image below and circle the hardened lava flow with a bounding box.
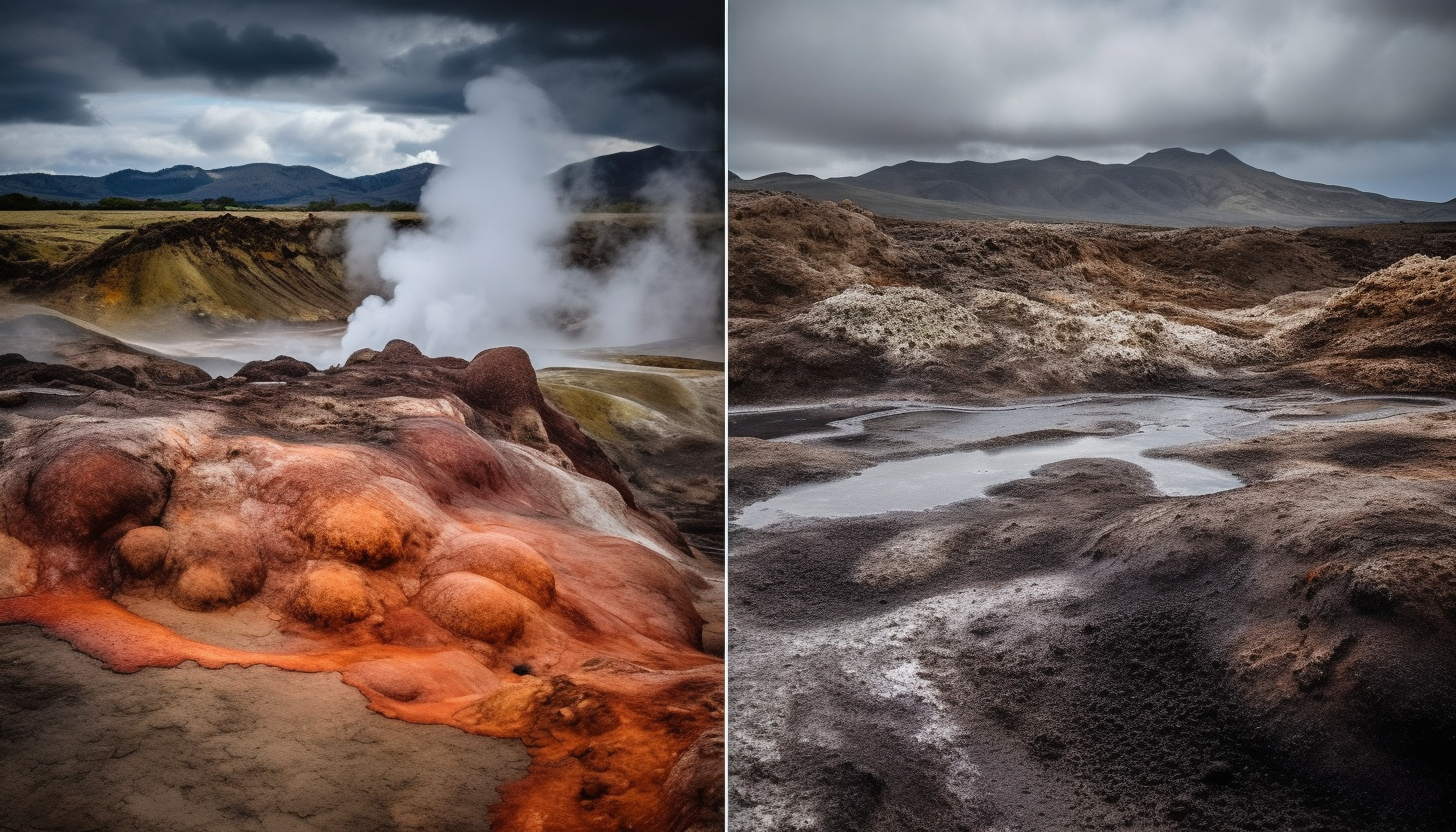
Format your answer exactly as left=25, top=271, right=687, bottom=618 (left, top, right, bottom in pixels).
left=1, top=340, right=724, bottom=832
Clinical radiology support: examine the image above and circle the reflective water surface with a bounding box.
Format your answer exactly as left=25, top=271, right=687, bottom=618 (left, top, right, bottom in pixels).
left=734, top=394, right=1454, bottom=529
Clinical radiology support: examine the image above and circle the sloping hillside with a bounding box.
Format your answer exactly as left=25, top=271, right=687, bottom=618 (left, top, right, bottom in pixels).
left=2, top=144, right=726, bottom=210
left=551, top=145, right=725, bottom=208
left=7, top=214, right=353, bottom=325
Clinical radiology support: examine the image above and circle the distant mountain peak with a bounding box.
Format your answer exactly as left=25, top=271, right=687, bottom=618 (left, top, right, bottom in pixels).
left=1131, top=147, right=1248, bottom=168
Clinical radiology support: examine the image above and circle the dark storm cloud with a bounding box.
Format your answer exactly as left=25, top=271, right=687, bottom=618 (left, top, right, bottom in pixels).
left=232, top=0, right=723, bottom=145
left=2, top=0, right=721, bottom=157
left=116, top=20, right=340, bottom=88
left=333, top=0, right=720, bottom=55
left=424, top=26, right=722, bottom=145
left=728, top=0, right=1456, bottom=198
left=0, top=56, right=98, bottom=124
left=336, top=1, right=723, bottom=146
left=1343, top=0, right=1456, bottom=26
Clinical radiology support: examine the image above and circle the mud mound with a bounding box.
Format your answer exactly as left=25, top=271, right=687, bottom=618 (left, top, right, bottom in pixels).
left=0, top=340, right=723, bottom=831
left=1078, top=417, right=1456, bottom=819
left=1286, top=255, right=1456, bottom=389
left=729, top=192, right=915, bottom=316
left=10, top=214, right=352, bottom=326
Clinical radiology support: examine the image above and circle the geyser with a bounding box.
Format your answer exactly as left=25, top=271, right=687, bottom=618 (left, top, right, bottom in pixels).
left=339, top=71, right=721, bottom=360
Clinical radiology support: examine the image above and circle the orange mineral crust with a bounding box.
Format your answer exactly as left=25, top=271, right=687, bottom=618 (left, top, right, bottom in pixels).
left=0, top=342, right=724, bottom=831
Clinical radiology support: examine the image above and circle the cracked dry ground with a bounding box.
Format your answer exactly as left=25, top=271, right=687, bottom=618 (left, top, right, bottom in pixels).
left=1, top=341, right=723, bottom=832
left=727, top=192, right=1456, bottom=830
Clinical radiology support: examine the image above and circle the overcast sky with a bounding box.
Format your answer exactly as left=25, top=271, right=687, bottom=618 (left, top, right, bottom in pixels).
left=0, top=0, right=722, bottom=177
left=729, top=0, right=1456, bottom=202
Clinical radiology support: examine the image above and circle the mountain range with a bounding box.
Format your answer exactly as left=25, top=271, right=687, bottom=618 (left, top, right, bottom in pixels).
left=0, top=145, right=723, bottom=208
left=0, top=163, right=436, bottom=207
left=731, top=148, right=1456, bottom=227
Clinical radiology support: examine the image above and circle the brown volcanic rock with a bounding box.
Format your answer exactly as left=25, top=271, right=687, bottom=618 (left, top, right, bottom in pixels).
left=426, top=531, right=557, bottom=607
left=0, top=340, right=722, bottom=831
left=461, top=346, right=645, bottom=514
left=17, top=442, right=169, bottom=567
left=415, top=571, right=534, bottom=644
left=0, top=312, right=212, bottom=387
left=729, top=191, right=916, bottom=317
left=285, top=560, right=384, bottom=626
left=236, top=355, right=316, bottom=381
left=1285, top=255, right=1456, bottom=390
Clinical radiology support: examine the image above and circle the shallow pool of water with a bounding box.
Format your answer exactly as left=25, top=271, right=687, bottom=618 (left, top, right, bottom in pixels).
left=734, top=393, right=1454, bottom=529
left=3, top=386, right=85, bottom=397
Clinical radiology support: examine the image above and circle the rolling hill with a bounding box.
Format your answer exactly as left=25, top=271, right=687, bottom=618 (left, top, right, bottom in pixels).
left=732, top=148, right=1456, bottom=227
left=0, top=163, right=437, bottom=207
left=1, top=145, right=725, bottom=210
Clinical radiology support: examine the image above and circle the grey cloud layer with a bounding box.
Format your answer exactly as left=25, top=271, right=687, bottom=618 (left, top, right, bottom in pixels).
left=0, top=56, right=98, bottom=125
left=2, top=0, right=722, bottom=149
left=729, top=0, right=1456, bottom=197
left=117, top=21, right=341, bottom=89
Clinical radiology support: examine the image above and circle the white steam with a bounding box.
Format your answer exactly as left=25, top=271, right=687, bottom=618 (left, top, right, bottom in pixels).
left=338, top=71, right=722, bottom=361
left=342, top=214, right=394, bottom=302
left=588, top=172, right=724, bottom=348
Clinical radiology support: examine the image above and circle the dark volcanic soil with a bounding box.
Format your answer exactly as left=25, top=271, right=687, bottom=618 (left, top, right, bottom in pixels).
left=730, top=412, right=1456, bottom=831
left=728, top=191, right=1456, bottom=830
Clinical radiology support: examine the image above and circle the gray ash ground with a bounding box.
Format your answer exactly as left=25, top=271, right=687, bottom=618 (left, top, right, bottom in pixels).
left=728, top=397, right=1456, bottom=832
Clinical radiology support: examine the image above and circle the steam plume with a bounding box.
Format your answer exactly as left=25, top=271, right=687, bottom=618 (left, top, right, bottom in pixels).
left=339, top=71, right=722, bottom=361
